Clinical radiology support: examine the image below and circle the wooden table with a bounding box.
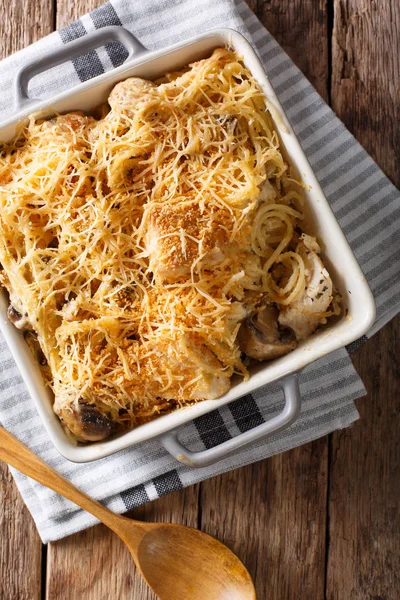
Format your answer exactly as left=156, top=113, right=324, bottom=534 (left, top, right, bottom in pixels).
left=0, top=1, right=399, bottom=598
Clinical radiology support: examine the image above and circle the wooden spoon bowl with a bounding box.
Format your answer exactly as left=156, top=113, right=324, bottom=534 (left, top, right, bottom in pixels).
left=123, top=520, right=255, bottom=599
left=0, top=427, right=256, bottom=599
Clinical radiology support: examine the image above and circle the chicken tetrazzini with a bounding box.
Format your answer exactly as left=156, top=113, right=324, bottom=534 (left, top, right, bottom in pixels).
left=0, top=48, right=340, bottom=442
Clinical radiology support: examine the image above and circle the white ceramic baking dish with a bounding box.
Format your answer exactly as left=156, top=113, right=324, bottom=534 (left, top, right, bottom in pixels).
left=0, top=26, right=375, bottom=465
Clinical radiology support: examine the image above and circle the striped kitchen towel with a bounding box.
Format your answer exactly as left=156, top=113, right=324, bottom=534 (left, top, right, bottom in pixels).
left=0, top=0, right=398, bottom=543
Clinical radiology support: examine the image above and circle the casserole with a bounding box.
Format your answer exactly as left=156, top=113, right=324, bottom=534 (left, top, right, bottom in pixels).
left=0, top=26, right=375, bottom=465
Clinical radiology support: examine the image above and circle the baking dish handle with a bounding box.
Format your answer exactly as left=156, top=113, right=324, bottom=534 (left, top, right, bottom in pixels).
left=14, top=25, right=147, bottom=111
left=159, top=372, right=301, bottom=468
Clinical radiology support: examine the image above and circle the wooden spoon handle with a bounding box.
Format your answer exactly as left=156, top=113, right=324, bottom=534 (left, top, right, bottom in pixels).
left=0, top=427, right=123, bottom=532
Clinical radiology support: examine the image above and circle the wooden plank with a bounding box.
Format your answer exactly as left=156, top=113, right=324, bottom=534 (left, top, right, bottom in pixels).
left=327, top=1, right=400, bottom=598
left=327, top=317, right=400, bottom=600
left=255, top=0, right=331, bottom=100
left=56, top=0, right=104, bottom=29
left=0, top=465, right=43, bottom=600
left=47, top=522, right=134, bottom=599
left=0, top=0, right=55, bottom=55
left=200, top=441, right=329, bottom=600
left=0, top=1, right=54, bottom=599
left=46, top=485, right=200, bottom=600
left=331, top=0, right=400, bottom=185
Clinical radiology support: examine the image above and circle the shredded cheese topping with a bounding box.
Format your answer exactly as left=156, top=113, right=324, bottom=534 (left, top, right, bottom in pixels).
left=0, top=48, right=337, bottom=438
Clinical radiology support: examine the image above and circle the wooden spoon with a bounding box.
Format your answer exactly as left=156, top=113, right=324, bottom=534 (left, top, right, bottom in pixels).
left=0, top=427, right=256, bottom=599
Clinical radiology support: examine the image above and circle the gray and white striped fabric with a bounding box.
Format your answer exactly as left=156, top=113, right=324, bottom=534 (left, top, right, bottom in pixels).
left=0, top=0, right=398, bottom=543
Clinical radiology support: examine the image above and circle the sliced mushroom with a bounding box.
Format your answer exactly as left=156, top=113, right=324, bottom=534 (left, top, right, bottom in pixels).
left=24, top=331, right=47, bottom=366
left=278, top=237, right=333, bottom=340
left=238, top=304, right=297, bottom=361
left=58, top=400, right=113, bottom=442
left=7, top=304, right=33, bottom=330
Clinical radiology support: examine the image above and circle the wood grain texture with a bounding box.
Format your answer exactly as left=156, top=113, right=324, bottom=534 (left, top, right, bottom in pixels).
left=331, top=0, right=400, bottom=186
left=326, top=317, right=400, bottom=600
left=56, top=0, right=104, bottom=28
left=200, top=440, right=328, bottom=600
left=47, top=522, right=135, bottom=600
left=0, top=1, right=53, bottom=599
left=0, top=0, right=55, bottom=56
left=255, top=0, right=330, bottom=100
left=328, top=3, right=400, bottom=597
left=0, top=465, right=42, bottom=600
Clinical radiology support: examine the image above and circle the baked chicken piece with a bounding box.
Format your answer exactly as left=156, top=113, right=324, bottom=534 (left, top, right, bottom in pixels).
left=144, top=202, right=233, bottom=283
left=278, top=236, right=333, bottom=340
